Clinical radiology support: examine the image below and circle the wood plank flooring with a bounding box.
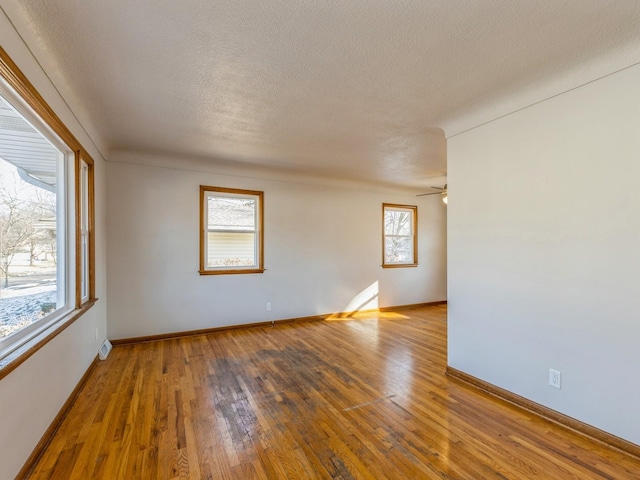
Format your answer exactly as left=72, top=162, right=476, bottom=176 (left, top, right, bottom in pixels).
left=26, top=305, right=640, bottom=479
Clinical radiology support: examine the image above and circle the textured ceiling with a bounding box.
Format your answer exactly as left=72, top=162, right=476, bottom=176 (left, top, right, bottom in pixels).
left=3, top=1, right=640, bottom=188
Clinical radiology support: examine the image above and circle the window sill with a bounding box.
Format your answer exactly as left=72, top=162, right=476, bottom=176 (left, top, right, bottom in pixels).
left=0, top=298, right=98, bottom=381
left=199, top=268, right=265, bottom=275
left=382, top=264, right=418, bottom=268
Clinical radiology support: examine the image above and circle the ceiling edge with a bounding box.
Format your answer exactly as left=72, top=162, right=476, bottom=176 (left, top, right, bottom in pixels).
left=441, top=39, right=640, bottom=139
left=108, top=149, right=445, bottom=197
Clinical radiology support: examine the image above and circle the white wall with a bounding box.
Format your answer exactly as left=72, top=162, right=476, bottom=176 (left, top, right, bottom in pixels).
left=448, top=61, right=640, bottom=444
left=107, top=153, right=447, bottom=340
left=0, top=11, right=108, bottom=480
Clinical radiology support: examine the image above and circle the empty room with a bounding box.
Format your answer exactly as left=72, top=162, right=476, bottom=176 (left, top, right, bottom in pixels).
left=1, top=1, right=640, bottom=479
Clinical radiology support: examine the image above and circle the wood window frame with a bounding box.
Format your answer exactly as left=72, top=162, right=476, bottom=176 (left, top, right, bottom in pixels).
left=0, top=46, right=97, bottom=380
left=382, top=203, right=418, bottom=268
left=199, top=186, right=264, bottom=275
left=75, top=153, right=95, bottom=306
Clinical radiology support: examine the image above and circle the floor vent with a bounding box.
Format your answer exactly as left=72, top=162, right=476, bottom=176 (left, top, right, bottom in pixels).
left=99, top=339, right=113, bottom=360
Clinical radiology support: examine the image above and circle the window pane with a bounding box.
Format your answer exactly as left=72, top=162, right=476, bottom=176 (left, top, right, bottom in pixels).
left=208, top=196, right=256, bottom=230
left=0, top=94, right=61, bottom=340
left=80, top=233, right=88, bottom=299
left=207, top=231, right=256, bottom=267
left=385, top=236, right=413, bottom=264
left=384, top=210, right=412, bottom=235
left=80, top=161, right=89, bottom=301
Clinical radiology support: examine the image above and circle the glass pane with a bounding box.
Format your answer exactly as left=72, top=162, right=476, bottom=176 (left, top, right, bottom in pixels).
left=208, top=196, right=256, bottom=230
left=0, top=94, right=61, bottom=340
left=81, top=233, right=88, bottom=300
left=385, top=236, right=413, bottom=264
left=80, top=162, right=89, bottom=300
left=207, top=231, right=256, bottom=267
left=384, top=209, right=412, bottom=235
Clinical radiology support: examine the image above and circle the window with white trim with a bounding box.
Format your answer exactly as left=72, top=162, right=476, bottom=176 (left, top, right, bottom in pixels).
left=382, top=203, right=417, bottom=267
left=200, top=186, right=264, bottom=275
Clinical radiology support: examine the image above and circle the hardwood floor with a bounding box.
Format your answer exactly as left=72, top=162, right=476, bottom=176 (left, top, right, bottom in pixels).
left=26, top=305, right=640, bottom=479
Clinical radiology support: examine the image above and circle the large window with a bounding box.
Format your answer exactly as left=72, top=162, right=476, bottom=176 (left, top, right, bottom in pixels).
left=382, top=203, right=417, bottom=267
left=0, top=47, right=95, bottom=370
left=0, top=92, right=65, bottom=345
left=200, top=186, right=264, bottom=275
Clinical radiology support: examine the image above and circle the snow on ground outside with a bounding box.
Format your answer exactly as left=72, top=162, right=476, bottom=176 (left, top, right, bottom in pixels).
left=0, top=253, right=57, bottom=339
left=0, top=286, right=57, bottom=338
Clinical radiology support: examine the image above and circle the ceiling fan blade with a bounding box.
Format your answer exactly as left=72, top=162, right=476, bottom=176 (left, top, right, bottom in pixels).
left=416, top=192, right=445, bottom=196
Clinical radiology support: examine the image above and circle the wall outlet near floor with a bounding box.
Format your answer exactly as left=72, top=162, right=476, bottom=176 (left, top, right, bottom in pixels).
left=549, top=369, right=562, bottom=389
left=266, top=302, right=272, bottom=311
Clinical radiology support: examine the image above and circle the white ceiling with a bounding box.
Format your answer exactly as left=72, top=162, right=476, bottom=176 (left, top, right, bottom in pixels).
left=3, top=1, right=640, bottom=189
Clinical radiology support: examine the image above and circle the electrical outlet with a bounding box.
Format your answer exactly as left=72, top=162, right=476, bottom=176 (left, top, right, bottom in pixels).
left=549, top=369, right=561, bottom=389
left=266, top=302, right=272, bottom=311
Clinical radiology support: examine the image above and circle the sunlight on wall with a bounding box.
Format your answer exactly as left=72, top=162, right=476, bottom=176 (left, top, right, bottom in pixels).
left=342, top=281, right=379, bottom=315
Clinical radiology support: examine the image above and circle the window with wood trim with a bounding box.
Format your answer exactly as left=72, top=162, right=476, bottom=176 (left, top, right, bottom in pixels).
left=76, top=155, right=94, bottom=305
left=200, top=186, right=264, bottom=275
left=0, top=46, right=96, bottom=367
left=382, top=203, right=417, bottom=267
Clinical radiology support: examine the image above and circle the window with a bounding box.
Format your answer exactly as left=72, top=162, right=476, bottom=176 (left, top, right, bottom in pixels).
left=76, top=155, right=94, bottom=305
left=0, top=46, right=95, bottom=370
left=0, top=92, right=67, bottom=348
left=200, top=186, right=264, bottom=275
left=382, top=203, right=417, bottom=267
